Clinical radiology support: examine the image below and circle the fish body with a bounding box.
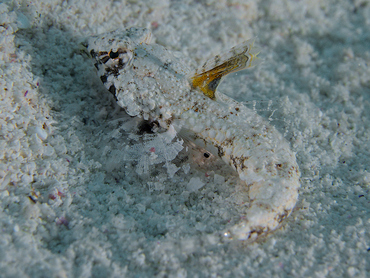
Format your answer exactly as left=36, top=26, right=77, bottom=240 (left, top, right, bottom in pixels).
left=85, top=27, right=300, bottom=240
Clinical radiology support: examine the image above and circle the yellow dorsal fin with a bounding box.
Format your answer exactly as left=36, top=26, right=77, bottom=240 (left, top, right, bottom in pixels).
left=190, top=38, right=260, bottom=99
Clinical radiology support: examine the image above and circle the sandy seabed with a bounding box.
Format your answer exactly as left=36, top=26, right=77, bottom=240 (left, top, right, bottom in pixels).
left=1, top=0, right=370, bottom=277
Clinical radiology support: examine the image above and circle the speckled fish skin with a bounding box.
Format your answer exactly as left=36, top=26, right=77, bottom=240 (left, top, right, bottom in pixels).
left=85, top=27, right=300, bottom=241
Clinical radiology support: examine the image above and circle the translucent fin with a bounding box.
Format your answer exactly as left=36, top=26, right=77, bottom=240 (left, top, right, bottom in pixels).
left=189, top=38, right=261, bottom=99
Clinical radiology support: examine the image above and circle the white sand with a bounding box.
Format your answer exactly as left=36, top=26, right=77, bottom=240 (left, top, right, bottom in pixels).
left=1, top=0, right=369, bottom=277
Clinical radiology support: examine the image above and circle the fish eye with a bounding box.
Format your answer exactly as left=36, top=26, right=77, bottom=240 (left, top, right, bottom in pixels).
left=96, top=48, right=133, bottom=71
left=109, top=50, right=119, bottom=59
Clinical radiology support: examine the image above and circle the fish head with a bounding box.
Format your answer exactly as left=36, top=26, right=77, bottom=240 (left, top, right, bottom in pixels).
left=84, top=27, right=189, bottom=118
left=85, top=27, right=151, bottom=80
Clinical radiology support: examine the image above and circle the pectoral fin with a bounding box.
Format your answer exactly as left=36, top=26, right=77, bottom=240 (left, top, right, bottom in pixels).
left=189, top=38, right=260, bottom=99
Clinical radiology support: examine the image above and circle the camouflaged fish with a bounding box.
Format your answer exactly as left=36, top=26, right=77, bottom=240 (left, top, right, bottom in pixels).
left=84, top=27, right=300, bottom=241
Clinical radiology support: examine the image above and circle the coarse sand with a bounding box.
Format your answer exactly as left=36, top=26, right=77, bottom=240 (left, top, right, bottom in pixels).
left=0, top=0, right=369, bottom=277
